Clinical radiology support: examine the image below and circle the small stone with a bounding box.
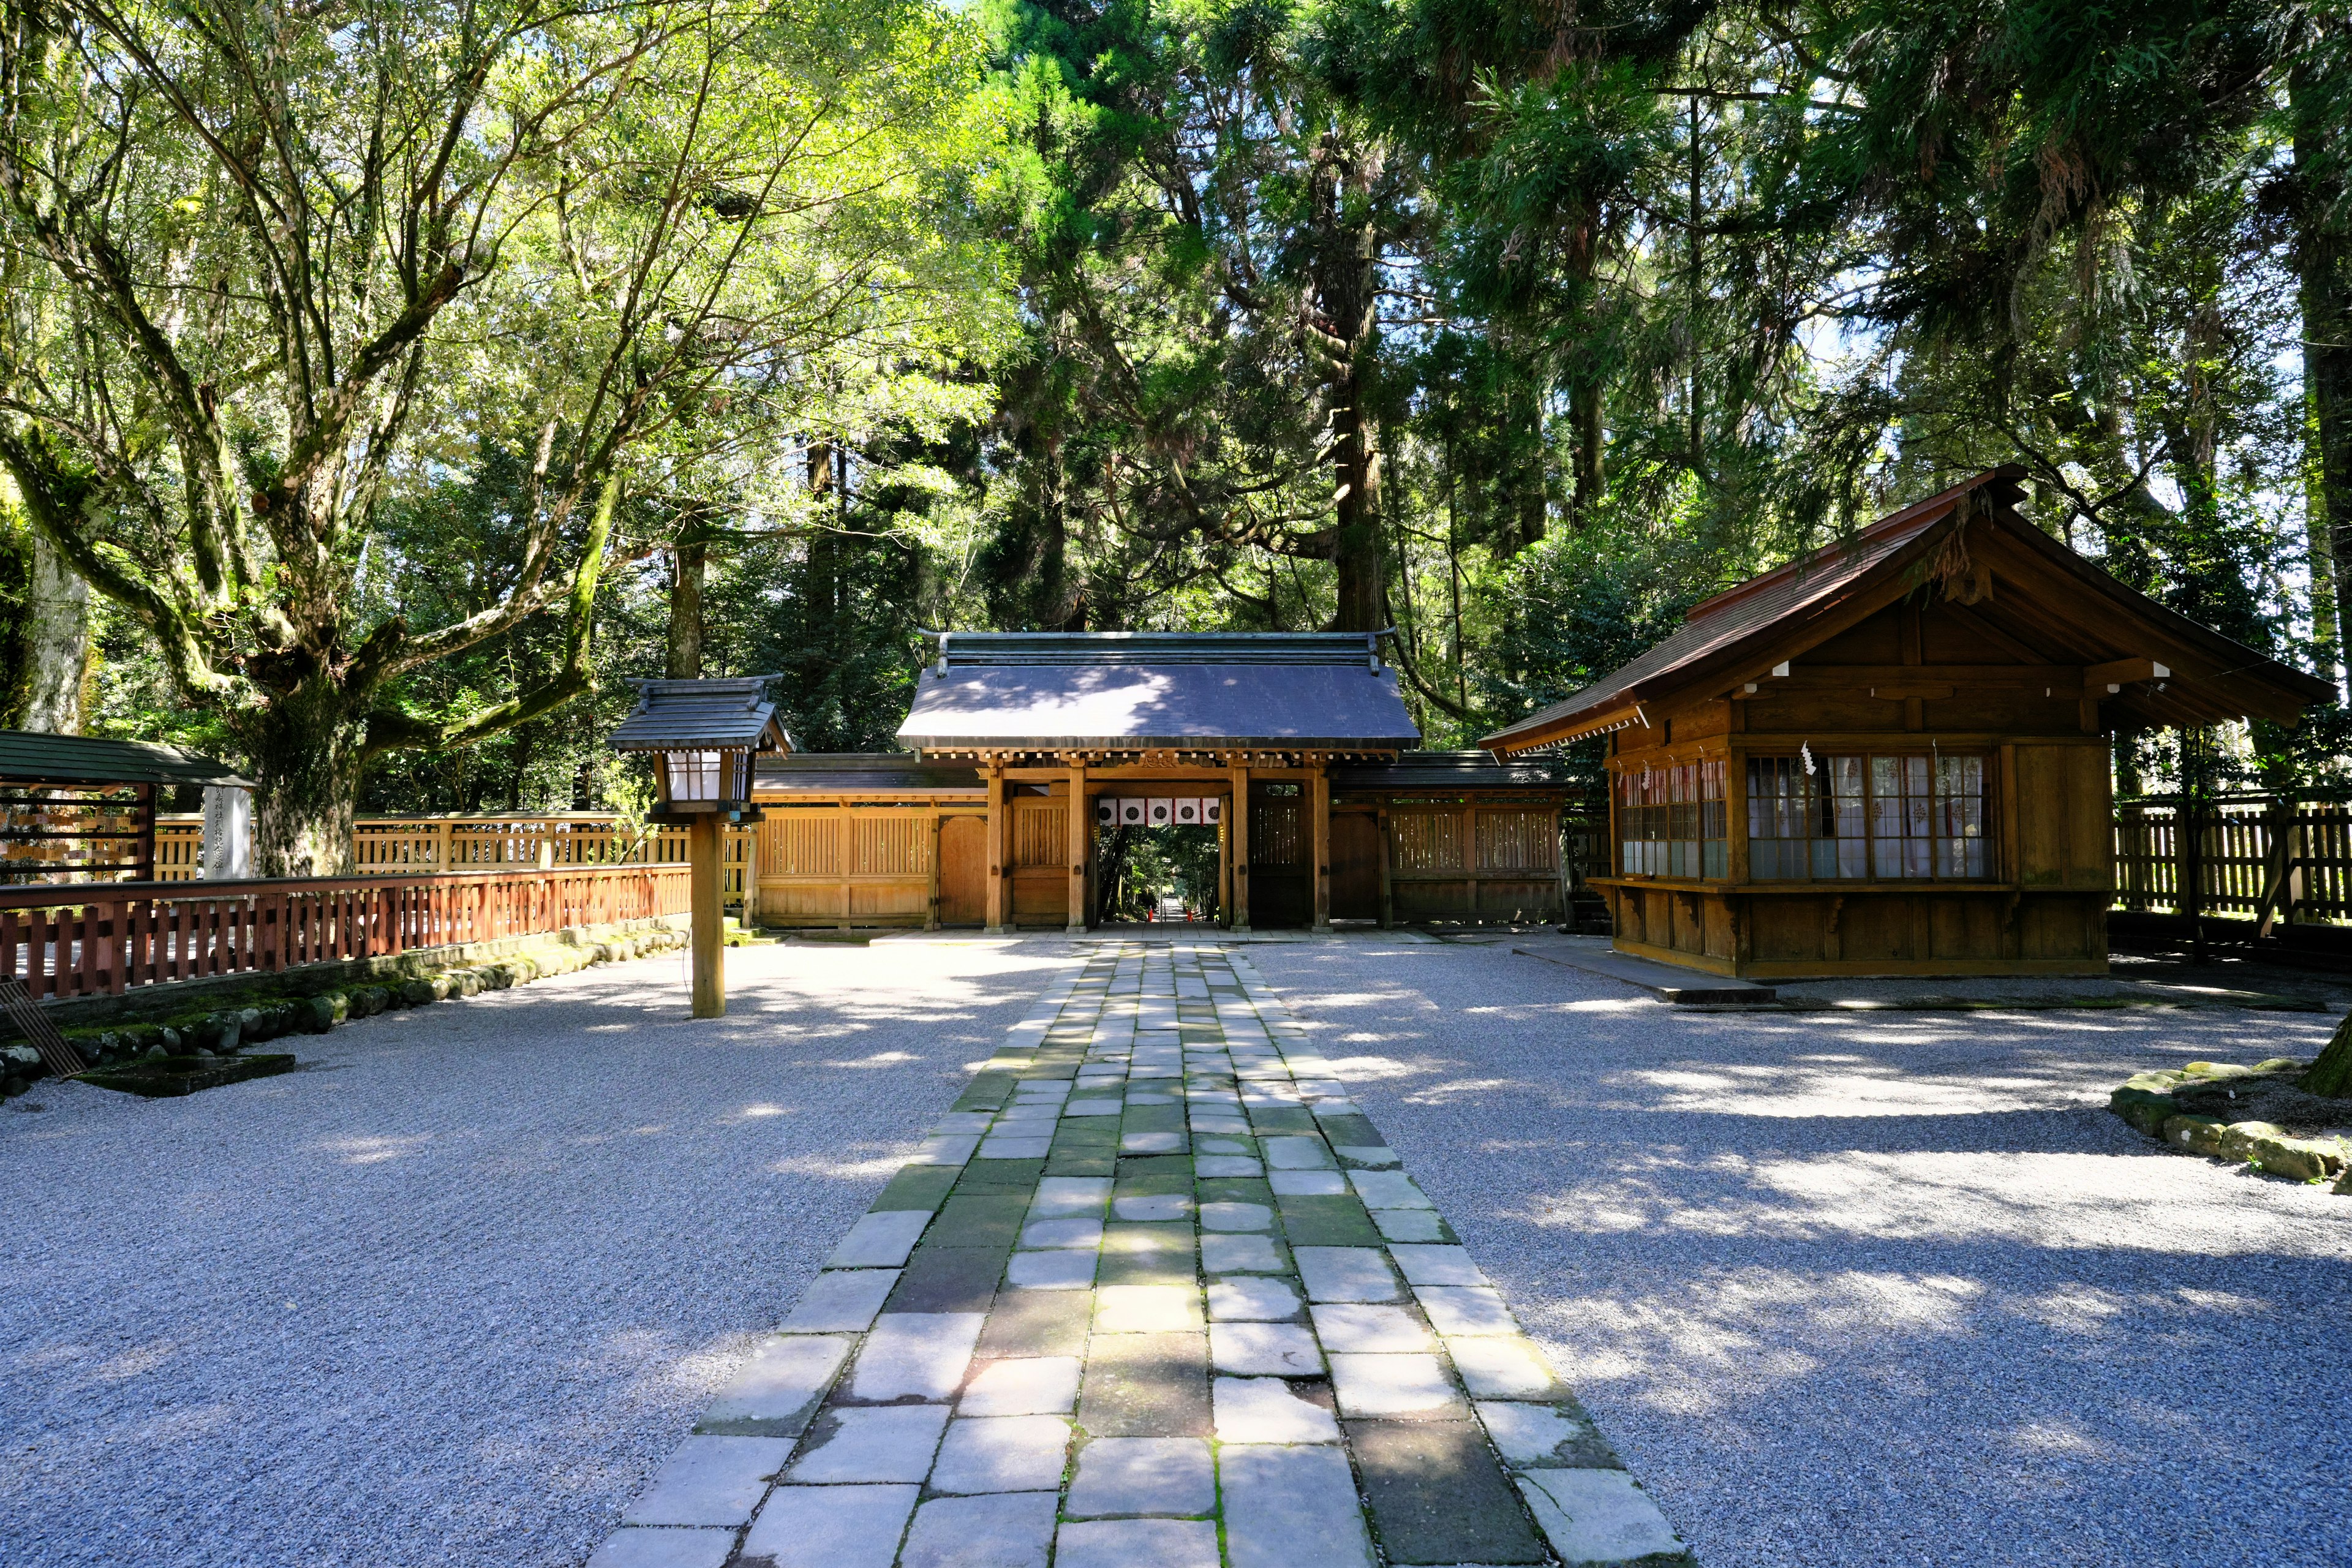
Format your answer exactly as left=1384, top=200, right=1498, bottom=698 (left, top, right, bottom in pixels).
left=1065, top=1436, right=1215, bottom=1517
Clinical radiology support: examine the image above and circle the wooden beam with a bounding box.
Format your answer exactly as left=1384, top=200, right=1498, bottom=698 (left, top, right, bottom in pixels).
left=2083, top=657, right=2171, bottom=690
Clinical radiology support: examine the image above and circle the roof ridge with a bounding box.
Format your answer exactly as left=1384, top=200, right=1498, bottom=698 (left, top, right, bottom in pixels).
left=1680, top=468, right=2022, bottom=624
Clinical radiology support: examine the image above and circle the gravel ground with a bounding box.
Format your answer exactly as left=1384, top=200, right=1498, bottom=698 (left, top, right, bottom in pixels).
left=0, top=937, right=1080, bottom=1568
left=1248, top=937, right=2352, bottom=1568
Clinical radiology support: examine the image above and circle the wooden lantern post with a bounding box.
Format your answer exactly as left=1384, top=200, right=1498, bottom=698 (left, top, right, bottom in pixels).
left=609, top=677, right=793, bottom=1020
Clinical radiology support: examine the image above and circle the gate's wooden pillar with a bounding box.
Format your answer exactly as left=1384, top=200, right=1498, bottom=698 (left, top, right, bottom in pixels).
left=1377, top=805, right=1393, bottom=929
left=985, top=766, right=1009, bottom=934
left=1311, top=763, right=1332, bottom=932
left=1066, top=762, right=1090, bottom=933
left=1228, top=762, right=1251, bottom=933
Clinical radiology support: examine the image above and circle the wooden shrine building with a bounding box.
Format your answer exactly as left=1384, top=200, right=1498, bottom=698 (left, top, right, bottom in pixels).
left=746, top=632, right=1575, bottom=930
left=1480, top=467, right=2337, bottom=979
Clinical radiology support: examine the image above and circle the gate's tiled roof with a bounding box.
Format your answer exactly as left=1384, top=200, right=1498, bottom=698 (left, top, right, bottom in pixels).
left=899, top=633, right=1420, bottom=751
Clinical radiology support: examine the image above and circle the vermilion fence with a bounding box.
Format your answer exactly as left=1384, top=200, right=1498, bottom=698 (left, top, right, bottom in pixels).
left=0, top=862, right=691, bottom=1001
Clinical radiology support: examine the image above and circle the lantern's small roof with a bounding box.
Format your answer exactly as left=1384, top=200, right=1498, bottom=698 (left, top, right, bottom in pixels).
left=611, top=677, right=794, bottom=753
left=899, top=631, right=1420, bottom=751
left=0, top=729, right=251, bottom=788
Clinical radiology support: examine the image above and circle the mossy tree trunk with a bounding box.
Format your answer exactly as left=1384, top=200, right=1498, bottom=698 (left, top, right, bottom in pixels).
left=2307, top=1011, right=2352, bottom=1099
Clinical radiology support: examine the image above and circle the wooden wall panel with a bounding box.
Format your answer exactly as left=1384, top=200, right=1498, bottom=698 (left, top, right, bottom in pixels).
left=1476, top=810, right=1558, bottom=872
left=1012, top=803, right=1066, bottom=870
left=1392, top=812, right=1462, bottom=871
left=853, top=815, right=930, bottom=876
left=763, top=813, right=842, bottom=876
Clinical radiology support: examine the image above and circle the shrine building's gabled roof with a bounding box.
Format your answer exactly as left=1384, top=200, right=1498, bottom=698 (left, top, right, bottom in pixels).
left=1482, top=468, right=2339, bottom=753
left=611, top=677, right=795, bottom=754
left=898, top=632, right=1422, bottom=753
left=0, top=729, right=251, bottom=788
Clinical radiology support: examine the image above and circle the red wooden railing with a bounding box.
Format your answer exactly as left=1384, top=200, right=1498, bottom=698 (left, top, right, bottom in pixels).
left=0, top=863, right=692, bottom=1000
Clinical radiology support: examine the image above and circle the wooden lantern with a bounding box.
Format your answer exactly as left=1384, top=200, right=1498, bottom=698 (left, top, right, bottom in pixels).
left=610, top=677, right=793, bottom=1016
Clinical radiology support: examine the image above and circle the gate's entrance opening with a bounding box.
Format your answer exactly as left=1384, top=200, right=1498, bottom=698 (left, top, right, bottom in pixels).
left=1095, top=822, right=1221, bottom=925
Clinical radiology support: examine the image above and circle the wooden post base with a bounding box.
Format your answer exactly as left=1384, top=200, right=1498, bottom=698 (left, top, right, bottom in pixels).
left=690, top=813, right=725, bottom=1019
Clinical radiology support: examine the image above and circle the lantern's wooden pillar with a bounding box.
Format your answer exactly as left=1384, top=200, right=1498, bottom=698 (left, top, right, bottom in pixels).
left=690, top=812, right=725, bottom=1018
left=1228, top=763, right=1251, bottom=933
left=985, top=766, right=1009, bottom=934
left=1066, top=763, right=1091, bottom=932
left=1310, top=763, right=1332, bottom=931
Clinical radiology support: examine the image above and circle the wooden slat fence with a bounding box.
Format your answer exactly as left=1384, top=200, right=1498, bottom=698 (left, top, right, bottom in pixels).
left=2113, top=794, right=2352, bottom=927
left=0, top=862, right=690, bottom=1001
left=145, top=813, right=751, bottom=911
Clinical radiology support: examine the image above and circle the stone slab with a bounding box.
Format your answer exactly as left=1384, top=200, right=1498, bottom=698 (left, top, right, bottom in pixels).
left=1515, top=1469, right=1685, bottom=1564
left=621, top=1436, right=791, bottom=1526
left=1219, top=1442, right=1374, bottom=1568
left=1064, top=1435, right=1216, bottom=1518
left=739, top=1485, right=918, bottom=1568
left=698, top=1335, right=852, bottom=1436
left=1346, top=1420, right=1547, bottom=1566
left=899, top=1491, right=1059, bottom=1568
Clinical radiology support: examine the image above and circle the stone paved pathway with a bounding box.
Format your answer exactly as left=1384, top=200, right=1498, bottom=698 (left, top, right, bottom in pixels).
left=587, top=944, right=1689, bottom=1568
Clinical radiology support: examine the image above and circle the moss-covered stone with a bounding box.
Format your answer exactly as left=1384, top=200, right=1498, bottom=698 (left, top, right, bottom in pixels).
left=2160, top=1115, right=2227, bottom=1156
left=2245, top=1132, right=2348, bottom=1182
left=2109, top=1087, right=2178, bottom=1136
left=2218, top=1121, right=2290, bottom=1161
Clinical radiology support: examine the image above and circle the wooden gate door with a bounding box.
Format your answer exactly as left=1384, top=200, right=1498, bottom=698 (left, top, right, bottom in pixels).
left=938, top=815, right=987, bottom=926
left=1329, top=811, right=1382, bottom=920
left=1249, top=785, right=1310, bottom=927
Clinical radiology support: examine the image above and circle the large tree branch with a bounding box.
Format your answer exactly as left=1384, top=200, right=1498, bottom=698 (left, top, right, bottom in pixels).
left=360, top=469, right=620, bottom=758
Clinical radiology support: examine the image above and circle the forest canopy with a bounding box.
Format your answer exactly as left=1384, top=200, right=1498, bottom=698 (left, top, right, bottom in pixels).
left=2, top=0, right=2346, bottom=867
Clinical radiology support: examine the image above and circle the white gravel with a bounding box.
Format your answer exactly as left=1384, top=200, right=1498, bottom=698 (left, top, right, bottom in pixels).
left=1248, top=937, right=2352, bottom=1568
left=0, top=937, right=1082, bottom=1568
